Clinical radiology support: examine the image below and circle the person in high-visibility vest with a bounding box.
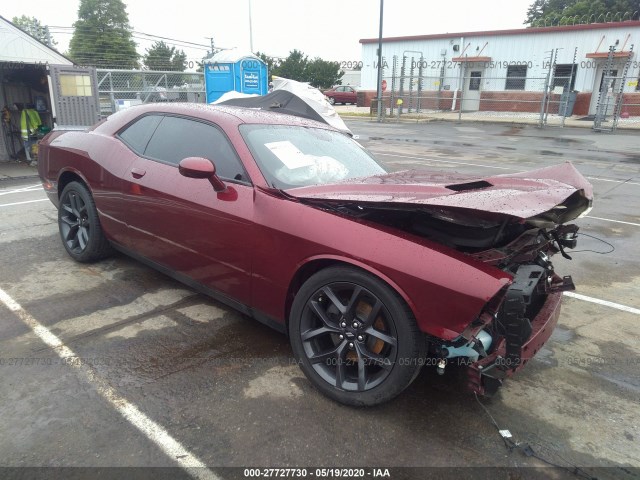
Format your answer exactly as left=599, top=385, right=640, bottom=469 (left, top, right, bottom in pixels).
left=20, top=109, right=41, bottom=140
left=20, top=109, right=41, bottom=163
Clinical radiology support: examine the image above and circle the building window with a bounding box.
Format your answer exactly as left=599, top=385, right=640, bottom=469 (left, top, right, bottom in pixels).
left=599, top=69, right=618, bottom=93
left=505, top=65, right=527, bottom=90
left=552, top=64, right=577, bottom=91
left=59, top=74, right=93, bottom=96
left=469, top=71, right=481, bottom=91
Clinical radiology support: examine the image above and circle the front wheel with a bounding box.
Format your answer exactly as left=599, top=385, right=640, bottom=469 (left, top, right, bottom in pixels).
left=289, top=266, right=425, bottom=406
left=58, top=181, right=112, bottom=263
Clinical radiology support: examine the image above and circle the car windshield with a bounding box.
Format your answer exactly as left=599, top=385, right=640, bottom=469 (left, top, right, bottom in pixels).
left=239, top=124, right=387, bottom=189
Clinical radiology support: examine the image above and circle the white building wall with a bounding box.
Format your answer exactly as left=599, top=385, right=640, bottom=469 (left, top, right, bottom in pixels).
left=361, top=24, right=640, bottom=94
left=0, top=17, right=72, bottom=65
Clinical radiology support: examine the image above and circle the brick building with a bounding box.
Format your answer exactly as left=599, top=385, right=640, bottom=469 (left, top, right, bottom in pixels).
left=359, top=21, right=640, bottom=116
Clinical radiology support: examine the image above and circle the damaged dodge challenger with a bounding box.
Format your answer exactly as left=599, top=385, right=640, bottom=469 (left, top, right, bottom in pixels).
left=38, top=103, right=593, bottom=406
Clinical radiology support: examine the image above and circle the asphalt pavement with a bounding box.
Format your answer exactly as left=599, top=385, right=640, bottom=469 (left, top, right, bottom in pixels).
left=0, top=121, right=638, bottom=480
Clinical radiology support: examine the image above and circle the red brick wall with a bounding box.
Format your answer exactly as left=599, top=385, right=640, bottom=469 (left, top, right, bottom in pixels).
left=573, top=93, right=590, bottom=116
left=478, top=91, right=591, bottom=115
left=359, top=90, right=460, bottom=110
left=357, top=91, right=377, bottom=107
left=621, top=93, right=640, bottom=116
left=356, top=90, right=595, bottom=116
left=479, top=91, right=542, bottom=113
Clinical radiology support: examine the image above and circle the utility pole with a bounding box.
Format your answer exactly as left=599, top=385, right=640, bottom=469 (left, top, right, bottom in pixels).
left=376, top=0, right=384, bottom=122
left=204, top=37, right=217, bottom=57
left=249, top=0, right=254, bottom=53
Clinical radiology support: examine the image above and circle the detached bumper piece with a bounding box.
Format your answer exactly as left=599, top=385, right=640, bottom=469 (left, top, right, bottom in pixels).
left=466, top=265, right=572, bottom=396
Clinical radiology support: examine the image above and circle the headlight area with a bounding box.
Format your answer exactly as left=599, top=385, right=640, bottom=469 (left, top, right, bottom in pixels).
left=428, top=251, right=577, bottom=396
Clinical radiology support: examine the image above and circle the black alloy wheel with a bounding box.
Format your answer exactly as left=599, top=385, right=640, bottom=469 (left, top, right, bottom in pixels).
left=58, top=181, right=112, bottom=262
left=289, top=266, right=425, bottom=406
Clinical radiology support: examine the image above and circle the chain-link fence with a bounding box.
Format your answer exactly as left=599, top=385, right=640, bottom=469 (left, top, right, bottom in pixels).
left=375, top=74, right=579, bottom=125
left=369, top=51, right=639, bottom=131
left=97, top=69, right=205, bottom=116
left=619, top=91, right=640, bottom=125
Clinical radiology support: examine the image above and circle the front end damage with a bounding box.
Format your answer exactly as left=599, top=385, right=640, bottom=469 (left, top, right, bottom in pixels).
left=434, top=224, right=580, bottom=395
left=286, top=162, right=593, bottom=396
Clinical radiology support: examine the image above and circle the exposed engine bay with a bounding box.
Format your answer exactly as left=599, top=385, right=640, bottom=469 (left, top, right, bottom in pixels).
left=300, top=197, right=583, bottom=396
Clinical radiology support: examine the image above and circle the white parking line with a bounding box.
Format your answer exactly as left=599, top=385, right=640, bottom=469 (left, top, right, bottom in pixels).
left=370, top=151, right=640, bottom=186
left=564, top=291, right=640, bottom=315
left=587, top=177, right=640, bottom=186
left=585, top=216, right=640, bottom=227
left=0, top=184, right=43, bottom=195
left=0, top=199, right=49, bottom=208
left=0, top=287, right=218, bottom=480
left=370, top=152, right=517, bottom=170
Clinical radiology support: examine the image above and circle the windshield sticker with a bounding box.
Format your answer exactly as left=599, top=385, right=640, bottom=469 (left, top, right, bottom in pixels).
left=265, top=141, right=315, bottom=169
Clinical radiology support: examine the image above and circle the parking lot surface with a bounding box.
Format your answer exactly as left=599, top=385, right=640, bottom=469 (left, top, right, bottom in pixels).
left=1, top=120, right=638, bottom=479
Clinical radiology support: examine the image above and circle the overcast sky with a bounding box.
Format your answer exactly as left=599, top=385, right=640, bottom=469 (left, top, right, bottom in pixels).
left=4, top=0, right=534, bottom=65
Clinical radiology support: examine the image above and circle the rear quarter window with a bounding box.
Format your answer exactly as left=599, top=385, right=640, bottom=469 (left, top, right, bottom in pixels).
left=117, top=115, right=163, bottom=154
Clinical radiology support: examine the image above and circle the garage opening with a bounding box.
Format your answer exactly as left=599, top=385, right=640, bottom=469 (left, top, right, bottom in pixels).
left=0, top=63, right=53, bottom=163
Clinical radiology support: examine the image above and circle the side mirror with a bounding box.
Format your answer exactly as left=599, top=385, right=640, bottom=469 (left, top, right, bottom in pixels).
left=178, top=157, right=226, bottom=192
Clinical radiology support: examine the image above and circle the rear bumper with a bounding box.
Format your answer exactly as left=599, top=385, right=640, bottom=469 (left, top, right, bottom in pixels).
left=41, top=179, right=59, bottom=208
left=466, top=292, right=563, bottom=395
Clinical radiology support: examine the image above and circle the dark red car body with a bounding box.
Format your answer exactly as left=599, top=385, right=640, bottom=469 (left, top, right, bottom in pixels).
left=38, top=103, right=592, bottom=401
left=323, top=85, right=358, bottom=105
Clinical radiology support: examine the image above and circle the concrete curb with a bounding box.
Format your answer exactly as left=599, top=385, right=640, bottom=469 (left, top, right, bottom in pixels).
left=338, top=112, right=640, bottom=130
left=0, top=161, right=39, bottom=182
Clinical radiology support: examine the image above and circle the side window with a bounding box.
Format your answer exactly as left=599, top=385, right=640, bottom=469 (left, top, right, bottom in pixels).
left=118, top=115, right=163, bottom=154
left=505, top=65, right=527, bottom=90
left=144, top=116, right=247, bottom=181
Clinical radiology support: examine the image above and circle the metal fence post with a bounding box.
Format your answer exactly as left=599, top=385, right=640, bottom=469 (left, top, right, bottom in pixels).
left=593, top=46, right=616, bottom=131
left=458, top=61, right=466, bottom=121
left=538, top=50, right=554, bottom=128
left=612, top=44, right=634, bottom=131
left=408, top=56, right=415, bottom=113
left=390, top=55, right=397, bottom=117
left=417, top=55, right=424, bottom=113
left=560, top=47, right=578, bottom=128
left=399, top=56, right=407, bottom=116
left=544, top=49, right=558, bottom=125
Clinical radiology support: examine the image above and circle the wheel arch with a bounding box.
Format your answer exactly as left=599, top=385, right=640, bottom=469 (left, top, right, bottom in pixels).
left=57, top=168, right=92, bottom=200
left=284, top=255, right=418, bottom=332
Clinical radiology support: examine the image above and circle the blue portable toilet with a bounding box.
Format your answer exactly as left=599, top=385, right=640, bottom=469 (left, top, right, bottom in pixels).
left=204, top=49, right=268, bottom=103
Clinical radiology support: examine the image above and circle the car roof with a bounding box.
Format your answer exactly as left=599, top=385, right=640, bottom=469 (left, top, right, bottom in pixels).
left=95, top=102, right=335, bottom=135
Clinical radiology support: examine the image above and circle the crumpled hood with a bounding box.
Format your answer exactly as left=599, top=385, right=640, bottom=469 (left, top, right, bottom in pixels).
left=285, top=162, right=593, bottom=223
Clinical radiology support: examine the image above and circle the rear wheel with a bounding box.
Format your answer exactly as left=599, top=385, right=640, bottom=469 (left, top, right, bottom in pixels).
left=58, top=181, right=112, bottom=263
left=289, top=266, right=425, bottom=406
left=327, top=96, right=336, bottom=105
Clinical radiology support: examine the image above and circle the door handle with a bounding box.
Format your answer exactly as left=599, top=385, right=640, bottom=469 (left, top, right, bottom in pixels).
left=131, top=168, right=146, bottom=179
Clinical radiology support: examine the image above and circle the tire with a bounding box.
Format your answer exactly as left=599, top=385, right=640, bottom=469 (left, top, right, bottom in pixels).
left=289, top=266, right=425, bottom=406
left=327, top=96, right=336, bottom=105
left=58, top=181, right=112, bottom=263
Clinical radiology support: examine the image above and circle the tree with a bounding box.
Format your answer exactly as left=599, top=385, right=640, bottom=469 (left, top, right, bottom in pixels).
left=12, top=15, right=57, bottom=48
left=273, top=49, right=308, bottom=82
left=525, top=0, right=640, bottom=26
left=143, top=41, right=187, bottom=71
left=255, top=51, right=281, bottom=79
left=306, top=58, right=343, bottom=89
left=268, top=50, right=344, bottom=88
left=69, top=0, right=138, bottom=69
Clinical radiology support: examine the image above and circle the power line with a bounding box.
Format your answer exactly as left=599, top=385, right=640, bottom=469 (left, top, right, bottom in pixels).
left=49, top=31, right=212, bottom=52
left=49, top=26, right=214, bottom=50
